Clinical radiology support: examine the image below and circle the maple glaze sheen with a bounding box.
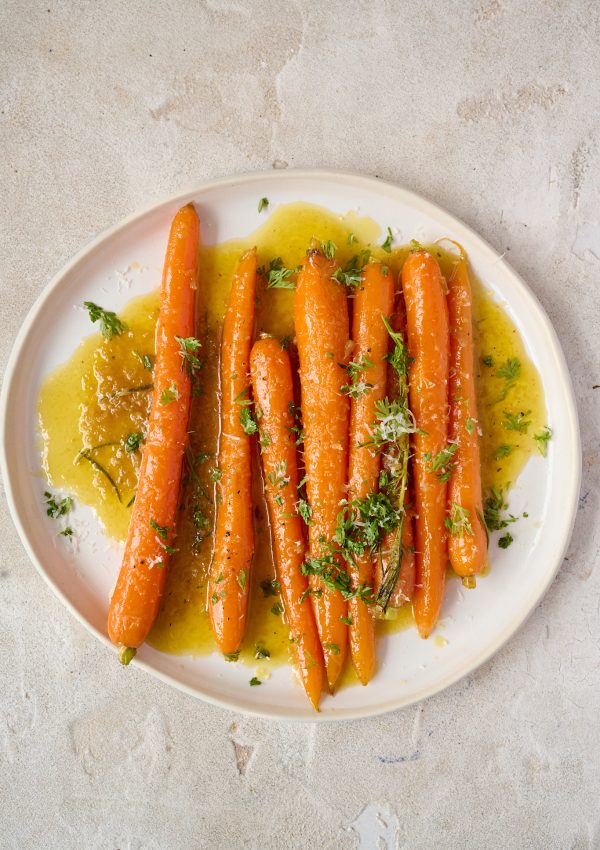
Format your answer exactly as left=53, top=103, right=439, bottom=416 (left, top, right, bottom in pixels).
left=38, top=202, right=546, bottom=676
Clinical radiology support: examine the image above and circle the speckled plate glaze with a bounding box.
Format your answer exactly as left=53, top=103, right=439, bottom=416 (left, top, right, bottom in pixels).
left=0, top=170, right=581, bottom=721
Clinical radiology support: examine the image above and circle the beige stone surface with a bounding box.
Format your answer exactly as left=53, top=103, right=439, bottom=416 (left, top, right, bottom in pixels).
left=1, top=1, right=599, bottom=848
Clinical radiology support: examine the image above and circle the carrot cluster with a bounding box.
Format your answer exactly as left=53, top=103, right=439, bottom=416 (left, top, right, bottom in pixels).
left=107, top=206, right=487, bottom=710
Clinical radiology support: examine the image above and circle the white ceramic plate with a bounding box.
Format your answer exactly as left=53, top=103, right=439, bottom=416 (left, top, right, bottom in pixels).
left=0, top=170, right=580, bottom=721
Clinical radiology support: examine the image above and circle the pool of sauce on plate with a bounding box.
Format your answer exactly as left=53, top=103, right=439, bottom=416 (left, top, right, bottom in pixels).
left=38, top=202, right=546, bottom=678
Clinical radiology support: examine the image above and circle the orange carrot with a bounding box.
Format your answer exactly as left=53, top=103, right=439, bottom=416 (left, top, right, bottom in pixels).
left=447, top=248, right=487, bottom=576
left=402, top=248, right=450, bottom=639
left=107, top=203, right=199, bottom=659
left=208, top=249, right=257, bottom=656
left=373, top=290, right=416, bottom=608
left=250, top=337, right=325, bottom=709
left=346, top=262, right=394, bottom=684
left=294, top=245, right=350, bottom=691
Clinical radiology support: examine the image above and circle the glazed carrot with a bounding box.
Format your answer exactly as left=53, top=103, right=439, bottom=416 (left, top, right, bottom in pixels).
left=373, top=291, right=416, bottom=609
left=295, top=246, right=350, bottom=691
left=346, top=262, right=394, bottom=684
left=107, top=203, right=199, bottom=658
left=402, top=248, right=450, bottom=639
left=208, top=249, right=257, bottom=656
left=446, top=248, right=487, bottom=576
left=250, top=338, right=325, bottom=709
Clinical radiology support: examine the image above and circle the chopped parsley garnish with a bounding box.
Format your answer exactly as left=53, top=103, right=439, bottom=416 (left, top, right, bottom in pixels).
left=224, top=651, right=240, bottom=662
left=534, top=425, right=552, bottom=457
left=255, top=646, right=270, bottom=660
left=494, top=357, right=521, bottom=401
left=483, top=488, right=518, bottom=532
left=149, top=518, right=169, bottom=540
left=210, top=467, right=223, bottom=482
left=270, top=601, right=284, bottom=616
left=44, top=490, right=73, bottom=519
left=320, top=240, right=337, bottom=259
left=340, top=615, right=353, bottom=625
left=160, top=384, right=179, bottom=406
left=240, top=406, right=259, bottom=435
left=176, top=336, right=203, bottom=378
left=494, top=444, right=514, bottom=460
left=502, top=410, right=531, bottom=433
left=124, top=432, right=144, bottom=453
left=341, top=355, right=374, bottom=399
left=301, top=554, right=374, bottom=604
left=59, top=526, right=74, bottom=538
left=134, top=351, right=154, bottom=371
left=347, top=232, right=358, bottom=245
left=424, top=443, right=458, bottom=482
left=267, top=460, right=289, bottom=489
left=237, top=569, right=247, bottom=591
left=445, top=503, right=474, bottom=537
left=465, top=417, right=475, bottom=435
left=297, top=498, right=312, bottom=525
left=323, top=642, right=340, bottom=655
left=257, top=197, right=269, bottom=213
left=498, top=532, right=514, bottom=549
left=249, top=677, right=262, bottom=686
left=83, top=301, right=126, bottom=339
left=482, top=355, right=494, bottom=367
left=381, top=226, right=394, bottom=253
left=263, top=257, right=298, bottom=289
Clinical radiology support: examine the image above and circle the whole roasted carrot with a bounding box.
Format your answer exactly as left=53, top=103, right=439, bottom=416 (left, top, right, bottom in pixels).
left=250, top=337, right=325, bottom=709
left=374, top=291, right=416, bottom=610
left=346, top=262, right=394, bottom=684
left=295, top=245, right=350, bottom=691
left=446, top=247, right=487, bottom=576
left=208, top=249, right=257, bottom=656
left=107, top=203, right=199, bottom=660
left=402, top=247, right=450, bottom=639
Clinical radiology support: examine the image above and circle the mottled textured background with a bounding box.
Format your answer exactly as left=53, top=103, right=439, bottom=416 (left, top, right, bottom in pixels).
left=1, top=1, right=599, bottom=848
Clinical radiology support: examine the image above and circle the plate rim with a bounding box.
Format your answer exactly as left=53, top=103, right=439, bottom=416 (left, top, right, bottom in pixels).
left=0, top=168, right=582, bottom=722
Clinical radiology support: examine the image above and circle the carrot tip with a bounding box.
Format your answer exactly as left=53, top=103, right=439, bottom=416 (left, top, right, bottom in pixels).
left=118, top=646, right=137, bottom=665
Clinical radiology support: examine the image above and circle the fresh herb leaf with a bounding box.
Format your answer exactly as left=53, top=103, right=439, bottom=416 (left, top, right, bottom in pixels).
left=211, top=467, right=223, bottom=482
left=494, top=444, right=513, bottom=460
left=323, top=642, right=340, bottom=655
left=483, top=488, right=518, bottom=532
left=270, top=601, right=283, bottom=616
left=381, top=227, right=394, bottom=253
left=263, top=257, right=297, bottom=289
left=493, top=357, right=521, bottom=401
left=258, top=197, right=269, bottom=213
left=503, top=410, right=531, bottom=433
left=534, top=425, right=552, bottom=457
left=347, top=233, right=358, bottom=245
left=59, top=526, right=74, bottom=538
left=124, top=432, right=144, bottom=453
left=498, top=532, right=514, bottom=549
left=482, top=355, right=494, bottom=367
left=424, top=443, right=458, bottom=482
left=240, top=406, right=258, bottom=435
left=83, top=301, right=126, bottom=339
left=340, top=615, right=353, bottom=625
left=249, top=676, right=262, bottom=686
left=445, top=503, right=474, bottom=537
left=176, top=336, right=203, bottom=378
left=150, top=518, right=169, bottom=540
left=297, top=499, right=312, bottom=525
left=465, top=417, right=475, bottom=435
left=237, top=569, right=247, bottom=591
left=320, top=240, right=337, bottom=259
left=267, top=460, right=289, bottom=489
left=255, top=646, right=270, bottom=660
left=160, top=384, right=179, bottom=406
left=224, top=651, right=240, bottom=662
left=44, top=490, right=73, bottom=519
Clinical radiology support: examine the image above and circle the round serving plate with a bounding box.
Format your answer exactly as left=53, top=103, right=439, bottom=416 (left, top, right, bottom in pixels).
left=0, top=170, right=580, bottom=720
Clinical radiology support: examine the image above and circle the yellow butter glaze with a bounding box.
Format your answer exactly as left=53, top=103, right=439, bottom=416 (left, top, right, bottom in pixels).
left=37, top=202, right=546, bottom=674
